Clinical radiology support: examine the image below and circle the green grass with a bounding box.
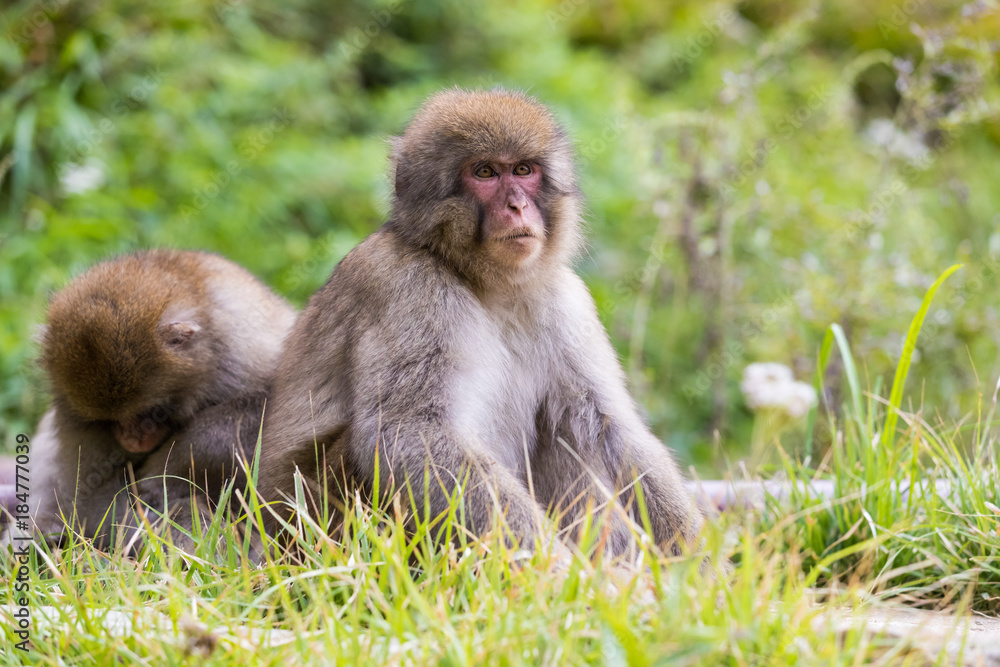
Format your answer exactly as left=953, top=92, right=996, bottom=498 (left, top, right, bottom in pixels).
left=3, top=450, right=995, bottom=665
left=3, top=270, right=999, bottom=665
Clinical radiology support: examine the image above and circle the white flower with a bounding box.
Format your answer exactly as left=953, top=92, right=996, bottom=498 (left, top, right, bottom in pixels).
left=741, top=362, right=817, bottom=418
left=59, top=159, right=106, bottom=195
left=784, top=381, right=818, bottom=418
left=862, top=119, right=929, bottom=163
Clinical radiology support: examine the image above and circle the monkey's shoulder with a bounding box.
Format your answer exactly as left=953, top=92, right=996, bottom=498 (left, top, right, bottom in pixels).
left=314, top=230, right=469, bottom=313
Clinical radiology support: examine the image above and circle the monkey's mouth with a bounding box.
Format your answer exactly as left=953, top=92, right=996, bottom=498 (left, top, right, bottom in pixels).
left=499, top=229, right=537, bottom=241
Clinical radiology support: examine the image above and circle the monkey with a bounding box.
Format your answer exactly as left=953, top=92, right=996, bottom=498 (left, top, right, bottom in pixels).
left=257, top=88, right=703, bottom=561
left=13, top=250, right=295, bottom=551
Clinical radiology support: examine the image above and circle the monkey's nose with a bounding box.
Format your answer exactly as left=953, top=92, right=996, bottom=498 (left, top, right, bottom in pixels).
left=507, top=194, right=527, bottom=213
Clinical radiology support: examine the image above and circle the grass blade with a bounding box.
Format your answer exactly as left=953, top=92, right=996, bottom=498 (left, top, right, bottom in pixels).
left=882, top=264, right=963, bottom=450
left=829, top=323, right=862, bottom=424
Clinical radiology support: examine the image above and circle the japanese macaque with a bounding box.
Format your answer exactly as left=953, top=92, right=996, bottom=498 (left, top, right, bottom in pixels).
left=20, top=250, right=295, bottom=551
left=257, top=88, right=703, bottom=559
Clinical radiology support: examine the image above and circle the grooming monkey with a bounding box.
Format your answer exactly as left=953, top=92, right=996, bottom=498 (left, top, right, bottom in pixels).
left=258, top=88, right=702, bottom=558
left=19, top=250, right=295, bottom=550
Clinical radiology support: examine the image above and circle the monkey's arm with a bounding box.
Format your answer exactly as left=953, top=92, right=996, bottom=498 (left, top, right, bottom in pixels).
left=135, top=392, right=264, bottom=500
left=126, top=392, right=266, bottom=550
left=31, top=410, right=141, bottom=549
left=258, top=235, right=549, bottom=548
left=543, top=276, right=703, bottom=555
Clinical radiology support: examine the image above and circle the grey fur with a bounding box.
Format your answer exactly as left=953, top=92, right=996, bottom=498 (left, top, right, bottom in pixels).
left=257, top=88, right=703, bottom=557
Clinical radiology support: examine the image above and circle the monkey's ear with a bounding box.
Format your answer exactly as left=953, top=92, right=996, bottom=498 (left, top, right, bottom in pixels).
left=158, top=320, right=202, bottom=347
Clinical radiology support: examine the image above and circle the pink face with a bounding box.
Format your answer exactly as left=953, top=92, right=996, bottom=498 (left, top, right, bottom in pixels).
left=112, top=409, right=172, bottom=454
left=462, top=159, right=545, bottom=264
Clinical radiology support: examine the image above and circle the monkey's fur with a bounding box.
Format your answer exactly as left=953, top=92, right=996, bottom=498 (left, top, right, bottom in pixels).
left=24, top=250, right=295, bottom=550
left=258, top=88, right=703, bottom=557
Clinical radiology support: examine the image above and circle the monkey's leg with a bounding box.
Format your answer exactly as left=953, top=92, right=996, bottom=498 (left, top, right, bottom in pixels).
left=535, top=398, right=702, bottom=559
left=365, top=428, right=548, bottom=551
left=601, top=424, right=703, bottom=557
left=43, top=478, right=137, bottom=551
left=124, top=459, right=214, bottom=555
left=530, top=419, right=640, bottom=559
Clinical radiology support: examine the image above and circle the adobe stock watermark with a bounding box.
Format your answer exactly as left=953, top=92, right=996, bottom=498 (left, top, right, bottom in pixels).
left=668, top=6, right=739, bottom=72
left=213, top=0, right=245, bottom=19
left=681, top=290, right=797, bottom=402
left=610, top=201, right=671, bottom=309
left=179, top=107, right=294, bottom=222
left=8, top=436, right=33, bottom=652
left=58, top=66, right=167, bottom=173
left=282, top=232, right=359, bottom=294
left=718, top=85, right=832, bottom=201
left=339, top=1, right=406, bottom=59
left=578, top=106, right=633, bottom=168
left=845, top=125, right=964, bottom=245
left=545, top=0, right=587, bottom=30
left=877, top=0, right=928, bottom=38
left=6, top=0, right=70, bottom=46
left=546, top=1, right=740, bottom=72
left=215, top=0, right=405, bottom=57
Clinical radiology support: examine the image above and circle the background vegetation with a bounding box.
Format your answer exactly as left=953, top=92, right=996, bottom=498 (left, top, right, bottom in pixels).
left=1, top=0, right=999, bottom=471
left=2, top=2, right=1000, bottom=663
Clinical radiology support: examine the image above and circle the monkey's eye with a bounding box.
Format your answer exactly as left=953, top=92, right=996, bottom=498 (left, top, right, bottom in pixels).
left=513, top=163, right=532, bottom=176
left=475, top=165, right=496, bottom=178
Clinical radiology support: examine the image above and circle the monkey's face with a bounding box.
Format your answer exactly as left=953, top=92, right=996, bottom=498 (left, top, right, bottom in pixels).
left=52, top=344, right=186, bottom=455
left=389, top=88, right=583, bottom=285
left=462, top=158, right=545, bottom=267
left=110, top=408, right=176, bottom=454
left=52, top=356, right=183, bottom=455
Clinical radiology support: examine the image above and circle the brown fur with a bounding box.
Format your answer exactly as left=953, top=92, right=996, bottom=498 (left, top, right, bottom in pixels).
left=389, top=88, right=582, bottom=291
left=24, top=249, right=296, bottom=550
left=258, top=88, right=702, bottom=558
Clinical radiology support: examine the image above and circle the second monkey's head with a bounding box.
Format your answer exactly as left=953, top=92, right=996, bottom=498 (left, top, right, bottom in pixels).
left=41, top=252, right=217, bottom=454
left=389, top=88, right=583, bottom=287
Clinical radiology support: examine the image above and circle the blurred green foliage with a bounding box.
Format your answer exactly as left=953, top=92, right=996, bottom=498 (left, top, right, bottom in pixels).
left=1, top=0, right=998, bottom=472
